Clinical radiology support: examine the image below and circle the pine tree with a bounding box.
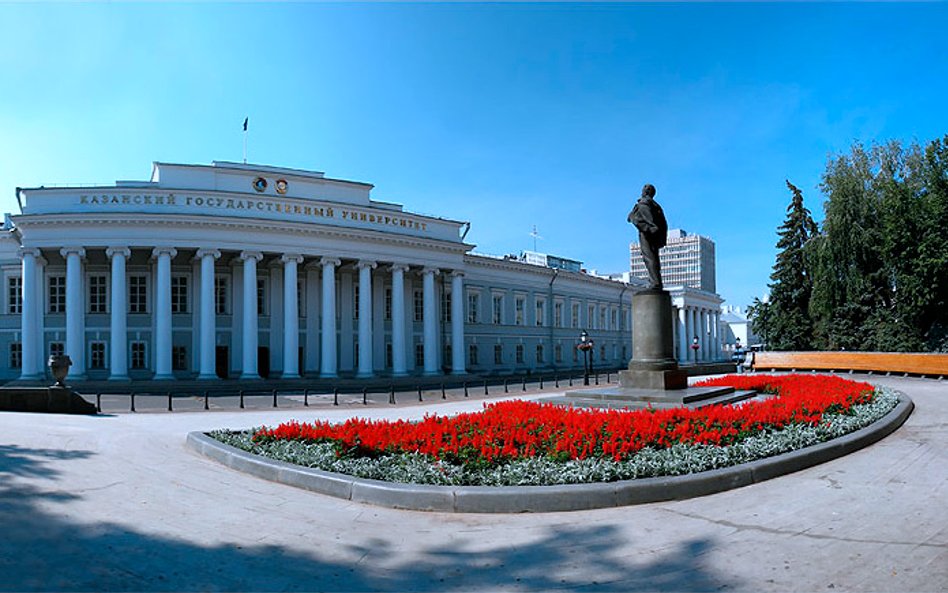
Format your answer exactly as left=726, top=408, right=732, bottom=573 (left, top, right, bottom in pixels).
left=754, top=181, right=819, bottom=350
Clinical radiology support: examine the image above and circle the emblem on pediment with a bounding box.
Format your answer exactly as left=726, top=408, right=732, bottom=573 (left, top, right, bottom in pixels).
left=252, top=177, right=267, bottom=192
left=275, top=178, right=288, bottom=194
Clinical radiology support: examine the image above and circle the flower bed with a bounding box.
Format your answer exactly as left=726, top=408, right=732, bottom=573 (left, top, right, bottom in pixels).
left=211, top=375, right=900, bottom=486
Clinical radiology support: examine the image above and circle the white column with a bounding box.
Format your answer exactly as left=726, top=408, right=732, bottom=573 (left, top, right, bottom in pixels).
left=390, top=264, right=409, bottom=377
left=356, top=260, right=376, bottom=378
left=197, top=249, right=220, bottom=379
left=282, top=253, right=303, bottom=379
left=700, top=309, right=709, bottom=362
left=239, top=251, right=263, bottom=379
left=34, top=255, right=45, bottom=372
left=18, top=248, right=40, bottom=379
left=677, top=306, right=688, bottom=365
left=106, top=247, right=131, bottom=381
left=61, top=247, right=86, bottom=380
left=422, top=267, right=440, bottom=375
left=450, top=270, right=465, bottom=374
left=151, top=247, right=177, bottom=379
left=320, top=257, right=340, bottom=377
left=687, top=307, right=697, bottom=363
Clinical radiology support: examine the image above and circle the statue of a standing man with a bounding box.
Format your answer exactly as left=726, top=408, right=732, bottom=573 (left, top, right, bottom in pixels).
left=627, top=183, right=668, bottom=290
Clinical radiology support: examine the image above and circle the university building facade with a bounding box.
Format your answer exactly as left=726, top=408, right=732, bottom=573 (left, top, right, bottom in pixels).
left=3, top=161, right=655, bottom=383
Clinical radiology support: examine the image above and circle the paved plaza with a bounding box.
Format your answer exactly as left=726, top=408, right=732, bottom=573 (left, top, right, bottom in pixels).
left=0, top=374, right=945, bottom=592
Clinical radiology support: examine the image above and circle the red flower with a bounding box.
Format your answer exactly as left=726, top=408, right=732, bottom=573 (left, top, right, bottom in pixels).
left=252, top=374, right=875, bottom=466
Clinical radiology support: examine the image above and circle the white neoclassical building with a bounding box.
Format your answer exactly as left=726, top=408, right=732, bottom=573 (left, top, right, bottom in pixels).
left=1, top=160, right=721, bottom=383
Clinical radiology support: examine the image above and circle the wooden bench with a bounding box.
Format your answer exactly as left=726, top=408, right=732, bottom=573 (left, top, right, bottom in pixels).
left=753, top=351, right=948, bottom=378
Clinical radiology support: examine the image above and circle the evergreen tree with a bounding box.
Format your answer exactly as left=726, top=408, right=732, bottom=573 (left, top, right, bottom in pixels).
left=753, top=181, right=819, bottom=350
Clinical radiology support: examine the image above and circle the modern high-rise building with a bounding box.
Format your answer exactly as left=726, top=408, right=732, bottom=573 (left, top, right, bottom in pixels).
left=630, top=229, right=716, bottom=292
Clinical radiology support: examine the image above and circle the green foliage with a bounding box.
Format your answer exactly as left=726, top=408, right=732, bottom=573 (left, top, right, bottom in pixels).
left=752, top=181, right=819, bottom=350
left=809, top=137, right=948, bottom=352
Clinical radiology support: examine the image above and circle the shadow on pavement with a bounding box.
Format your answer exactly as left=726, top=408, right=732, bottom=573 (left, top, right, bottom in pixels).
left=0, top=444, right=737, bottom=592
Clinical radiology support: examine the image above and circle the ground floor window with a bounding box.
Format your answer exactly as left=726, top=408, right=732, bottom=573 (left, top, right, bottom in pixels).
left=515, top=344, right=524, bottom=364
left=468, top=344, right=478, bottom=367
left=494, top=344, right=503, bottom=365
left=415, top=343, right=424, bottom=367
left=385, top=343, right=393, bottom=368
left=50, top=342, right=64, bottom=358
left=9, top=342, right=21, bottom=369
left=131, top=341, right=147, bottom=370
left=536, top=344, right=544, bottom=364
left=172, top=346, right=188, bottom=371
left=555, top=343, right=563, bottom=363
left=89, top=341, right=106, bottom=369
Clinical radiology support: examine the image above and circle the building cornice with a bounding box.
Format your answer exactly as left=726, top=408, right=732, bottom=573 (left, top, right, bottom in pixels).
left=12, top=213, right=474, bottom=256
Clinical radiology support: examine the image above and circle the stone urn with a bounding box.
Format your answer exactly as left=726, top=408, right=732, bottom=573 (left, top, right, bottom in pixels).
left=49, top=355, right=72, bottom=387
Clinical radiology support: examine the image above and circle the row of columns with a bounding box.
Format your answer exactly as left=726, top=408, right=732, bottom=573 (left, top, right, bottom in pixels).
left=17, top=247, right=467, bottom=380
left=676, top=305, right=723, bottom=364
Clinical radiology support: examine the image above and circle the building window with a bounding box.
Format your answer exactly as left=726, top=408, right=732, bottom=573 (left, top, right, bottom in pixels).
left=468, top=344, right=478, bottom=367
left=130, top=341, right=147, bottom=370
left=600, top=307, right=606, bottom=331
left=467, top=293, right=479, bottom=324
left=494, top=344, right=503, bottom=365
left=413, top=290, right=423, bottom=322
left=611, top=308, right=618, bottom=331
left=49, top=342, right=64, bottom=358
left=354, top=341, right=359, bottom=367
left=88, top=274, right=107, bottom=314
left=492, top=294, right=503, bottom=325
left=415, top=343, right=424, bottom=367
left=214, top=276, right=230, bottom=315
left=535, top=299, right=545, bottom=327
left=599, top=344, right=606, bottom=362
left=515, top=344, right=524, bottom=364
left=353, top=285, right=359, bottom=320
left=89, top=341, right=106, bottom=369
left=515, top=296, right=525, bottom=326
left=384, top=288, right=392, bottom=320
left=257, top=278, right=267, bottom=315
left=555, top=343, right=563, bottom=363
left=441, top=290, right=451, bottom=323
left=9, top=342, right=21, bottom=369
left=171, top=276, right=188, bottom=314
left=8, top=276, right=22, bottom=315
left=172, top=346, right=188, bottom=371
left=129, top=275, right=148, bottom=313
left=48, top=276, right=66, bottom=313
left=571, top=302, right=580, bottom=329
left=536, top=344, right=544, bottom=363
left=554, top=301, right=563, bottom=328
left=588, top=304, right=595, bottom=330
left=573, top=345, right=579, bottom=363
left=385, top=343, right=393, bottom=368
left=444, top=344, right=452, bottom=365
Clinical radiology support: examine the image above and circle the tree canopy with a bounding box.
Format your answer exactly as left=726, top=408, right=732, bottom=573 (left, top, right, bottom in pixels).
left=752, top=136, right=948, bottom=352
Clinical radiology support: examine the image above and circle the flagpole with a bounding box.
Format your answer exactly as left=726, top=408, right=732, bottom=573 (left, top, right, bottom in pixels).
left=242, top=117, right=248, bottom=164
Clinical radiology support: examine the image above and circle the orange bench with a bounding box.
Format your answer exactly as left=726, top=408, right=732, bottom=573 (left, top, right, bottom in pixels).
left=753, top=351, right=948, bottom=378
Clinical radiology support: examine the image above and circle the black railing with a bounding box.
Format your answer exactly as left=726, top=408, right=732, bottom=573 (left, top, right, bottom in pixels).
left=83, top=367, right=626, bottom=414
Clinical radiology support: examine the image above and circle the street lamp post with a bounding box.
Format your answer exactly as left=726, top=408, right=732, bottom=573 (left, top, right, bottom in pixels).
left=578, top=329, right=594, bottom=386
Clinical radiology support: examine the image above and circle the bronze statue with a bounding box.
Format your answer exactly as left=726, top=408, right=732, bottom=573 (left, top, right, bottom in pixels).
left=627, top=183, right=668, bottom=290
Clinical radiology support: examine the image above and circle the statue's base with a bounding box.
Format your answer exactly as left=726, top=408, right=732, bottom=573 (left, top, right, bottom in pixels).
left=618, top=368, right=689, bottom=391
left=544, top=385, right=757, bottom=411
left=0, top=386, right=97, bottom=414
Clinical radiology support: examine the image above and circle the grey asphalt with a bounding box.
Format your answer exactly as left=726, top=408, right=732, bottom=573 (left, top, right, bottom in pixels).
left=0, top=374, right=945, bottom=592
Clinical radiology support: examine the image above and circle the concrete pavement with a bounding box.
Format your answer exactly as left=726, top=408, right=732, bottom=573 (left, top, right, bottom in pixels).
left=0, top=374, right=945, bottom=592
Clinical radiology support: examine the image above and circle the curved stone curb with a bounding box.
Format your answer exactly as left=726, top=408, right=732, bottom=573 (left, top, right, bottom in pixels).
left=186, top=394, right=914, bottom=513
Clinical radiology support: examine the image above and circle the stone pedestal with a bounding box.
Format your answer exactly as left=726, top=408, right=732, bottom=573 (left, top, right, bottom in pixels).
left=619, top=289, right=687, bottom=390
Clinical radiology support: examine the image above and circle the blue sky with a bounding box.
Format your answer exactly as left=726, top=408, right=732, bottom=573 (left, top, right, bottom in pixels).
left=1, top=2, right=946, bottom=309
